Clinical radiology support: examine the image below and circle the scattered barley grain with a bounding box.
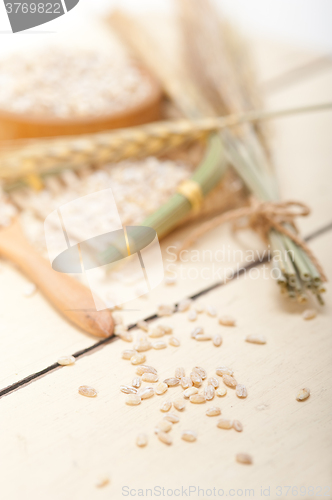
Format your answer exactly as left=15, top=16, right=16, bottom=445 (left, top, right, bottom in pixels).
left=58, top=355, right=75, bottom=366
left=157, top=431, right=172, bottom=445
left=164, top=378, right=180, bottom=387
left=236, top=384, right=247, bottom=398
left=296, top=388, right=310, bottom=401
left=190, top=394, right=206, bottom=404
left=136, top=433, right=148, bottom=447
left=169, top=337, right=180, bottom=347
left=132, top=377, right=141, bottom=389
left=125, top=394, right=141, bottom=405
left=160, top=401, right=172, bottom=412
left=131, top=353, right=146, bottom=365
left=213, top=334, right=222, bottom=347
left=142, top=373, right=159, bottom=383
left=219, top=315, right=236, bottom=327
left=173, top=398, right=186, bottom=411
left=181, top=430, right=197, bottom=442
left=78, top=385, right=97, bottom=398
left=122, top=349, right=137, bottom=360
left=216, top=366, right=234, bottom=377
left=120, top=385, right=137, bottom=394
left=206, top=406, right=221, bottom=416
left=236, top=453, right=253, bottom=465
left=245, top=335, right=266, bottom=345
left=184, top=387, right=198, bottom=398
left=233, top=420, right=243, bottom=432
left=223, top=375, right=237, bottom=388
left=217, top=418, right=233, bottom=429
left=136, top=365, right=157, bottom=376
left=216, top=387, right=227, bottom=397
left=163, top=413, right=179, bottom=423
left=155, top=382, right=168, bottom=395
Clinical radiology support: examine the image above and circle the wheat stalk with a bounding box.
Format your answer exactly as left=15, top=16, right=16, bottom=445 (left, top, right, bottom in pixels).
left=1, top=102, right=330, bottom=190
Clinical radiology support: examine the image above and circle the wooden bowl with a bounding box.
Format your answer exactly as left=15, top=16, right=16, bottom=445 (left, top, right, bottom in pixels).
left=0, top=68, right=162, bottom=141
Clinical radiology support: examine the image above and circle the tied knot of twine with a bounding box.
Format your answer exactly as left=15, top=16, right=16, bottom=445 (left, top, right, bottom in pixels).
left=177, top=197, right=327, bottom=282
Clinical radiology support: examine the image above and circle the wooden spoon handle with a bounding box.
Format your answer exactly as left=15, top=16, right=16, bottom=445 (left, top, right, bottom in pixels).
left=0, top=221, right=114, bottom=338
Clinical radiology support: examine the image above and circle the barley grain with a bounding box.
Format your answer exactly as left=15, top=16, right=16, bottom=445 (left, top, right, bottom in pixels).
left=173, top=398, right=186, bottom=411
left=159, top=325, right=173, bottom=335
left=125, top=394, right=141, bottom=406
left=163, top=413, right=179, bottom=423
left=149, top=326, right=165, bottom=338
left=120, top=385, right=137, bottom=394
left=217, top=418, right=233, bottom=429
left=157, top=431, right=172, bottom=445
left=160, top=400, right=172, bottom=412
left=178, top=299, right=192, bottom=312
left=130, top=353, right=146, bottom=365
left=119, top=332, right=133, bottom=343
left=136, top=433, right=148, bottom=447
left=155, top=420, right=172, bottom=433
left=245, top=335, right=266, bottom=345
left=223, top=375, right=237, bottom=388
left=122, top=349, right=137, bottom=360
left=207, top=377, right=219, bottom=389
left=190, top=394, right=206, bottom=404
left=188, top=310, right=197, bottom=321
left=204, top=385, right=215, bottom=401
left=219, top=315, right=236, bottom=327
left=191, top=326, right=204, bottom=339
left=132, top=377, right=141, bottom=389
left=169, top=337, right=181, bottom=347
left=216, top=387, right=227, bottom=397
left=164, top=378, right=180, bottom=387
left=206, top=305, right=217, bottom=317
left=78, top=385, right=97, bottom=398
left=157, top=304, right=174, bottom=317
left=296, top=388, right=310, bottom=401
left=175, top=367, right=186, bottom=379
left=142, top=373, right=159, bottom=383
left=233, top=420, right=243, bottom=432
left=236, top=384, right=247, bottom=398
left=302, top=309, right=317, bottom=320
left=190, top=372, right=202, bottom=388
left=212, top=334, right=222, bottom=347
left=216, top=366, right=234, bottom=377
left=195, top=334, right=212, bottom=341
left=114, top=324, right=128, bottom=335
left=193, top=367, right=207, bottom=380
left=181, top=376, right=193, bottom=389
left=184, top=387, right=198, bottom=398
left=133, top=341, right=152, bottom=352
left=155, top=382, right=168, bottom=395
left=57, top=355, right=75, bottom=366
left=138, top=387, right=154, bottom=400
left=152, top=340, right=167, bottom=350
left=236, top=453, right=253, bottom=465
left=137, top=320, right=149, bottom=332
left=181, top=430, right=197, bottom=442
left=206, top=406, right=221, bottom=416
left=136, top=365, right=157, bottom=376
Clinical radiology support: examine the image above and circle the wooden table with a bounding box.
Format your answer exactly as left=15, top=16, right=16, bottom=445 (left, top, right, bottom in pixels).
left=0, top=23, right=331, bottom=500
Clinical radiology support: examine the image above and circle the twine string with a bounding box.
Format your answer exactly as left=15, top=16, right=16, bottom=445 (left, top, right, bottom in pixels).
left=176, top=198, right=327, bottom=282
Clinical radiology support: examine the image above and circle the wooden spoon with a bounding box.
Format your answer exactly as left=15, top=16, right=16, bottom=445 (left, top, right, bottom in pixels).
left=0, top=219, right=114, bottom=338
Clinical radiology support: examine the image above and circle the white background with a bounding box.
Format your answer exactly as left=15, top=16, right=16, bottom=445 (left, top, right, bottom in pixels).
left=0, top=0, right=332, bottom=55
